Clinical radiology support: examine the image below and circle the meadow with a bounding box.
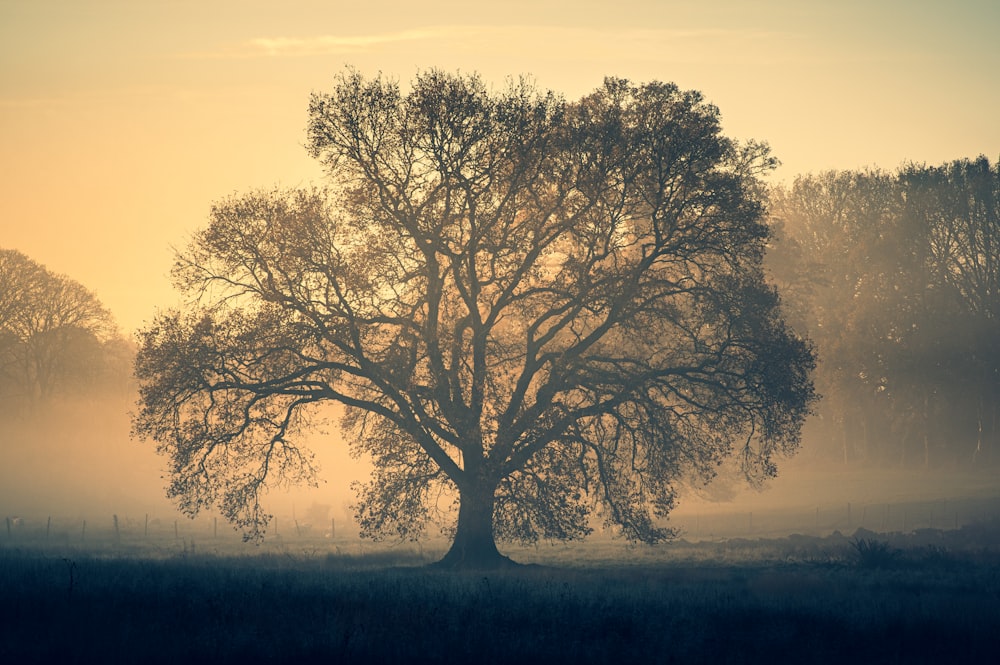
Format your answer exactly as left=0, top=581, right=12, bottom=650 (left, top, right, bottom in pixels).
left=2, top=514, right=999, bottom=664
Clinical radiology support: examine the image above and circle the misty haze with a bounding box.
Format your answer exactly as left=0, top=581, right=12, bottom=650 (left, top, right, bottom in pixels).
left=3, top=2, right=1000, bottom=663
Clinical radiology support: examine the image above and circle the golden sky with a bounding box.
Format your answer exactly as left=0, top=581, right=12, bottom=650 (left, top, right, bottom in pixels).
left=2, top=0, right=999, bottom=334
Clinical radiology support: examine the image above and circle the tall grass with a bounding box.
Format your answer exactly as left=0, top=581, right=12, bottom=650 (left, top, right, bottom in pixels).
left=1, top=534, right=999, bottom=664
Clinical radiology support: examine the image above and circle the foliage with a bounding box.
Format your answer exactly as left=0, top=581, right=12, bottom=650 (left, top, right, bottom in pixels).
left=133, top=69, right=816, bottom=563
left=0, top=248, right=126, bottom=412
left=768, top=157, right=1000, bottom=467
left=849, top=537, right=900, bottom=569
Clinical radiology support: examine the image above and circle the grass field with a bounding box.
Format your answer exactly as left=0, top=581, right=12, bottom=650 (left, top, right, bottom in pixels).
left=2, top=519, right=999, bottom=664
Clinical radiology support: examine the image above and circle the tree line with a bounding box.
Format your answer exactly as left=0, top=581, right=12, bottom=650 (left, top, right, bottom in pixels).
left=0, top=248, right=131, bottom=415
left=768, top=157, right=1000, bottom=467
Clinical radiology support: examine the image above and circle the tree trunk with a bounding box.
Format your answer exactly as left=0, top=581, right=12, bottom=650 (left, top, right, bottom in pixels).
left=436, top=483, right=514, bottom=570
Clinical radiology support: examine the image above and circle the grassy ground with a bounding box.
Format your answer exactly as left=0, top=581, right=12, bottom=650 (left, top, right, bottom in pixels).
left=2, top=523, right=999, bottom=664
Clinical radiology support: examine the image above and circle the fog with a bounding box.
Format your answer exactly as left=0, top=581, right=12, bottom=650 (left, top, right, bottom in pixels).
left=0, top=396, right=369, bottom=537
left=3, top=392, right=998, bottom=544
left=671, top=449, right=1000, bottom=540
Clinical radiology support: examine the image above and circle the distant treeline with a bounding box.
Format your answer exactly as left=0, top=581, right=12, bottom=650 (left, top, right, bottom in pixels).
left=0, top=249, right=132, bottom=414
left=768, top=156, right=1000, bottom=467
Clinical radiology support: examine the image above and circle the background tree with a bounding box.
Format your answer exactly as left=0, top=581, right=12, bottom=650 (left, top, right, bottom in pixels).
left=768, top=157, right=1000, bottom=467
left=0, top=248, right=122, bottom=412
left=768, top=171, right=905, bottom=463
left=899, top=157, right=1000, bottom=463
left=133, top=70, right=816, bottom=567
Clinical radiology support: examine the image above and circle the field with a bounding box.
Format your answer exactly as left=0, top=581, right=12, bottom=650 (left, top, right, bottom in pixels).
left=3, top=514, right=1000, bottom=664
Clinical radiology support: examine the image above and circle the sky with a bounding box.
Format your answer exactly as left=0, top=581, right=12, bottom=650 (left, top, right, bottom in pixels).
left=2, top=0, right=999, bottom=335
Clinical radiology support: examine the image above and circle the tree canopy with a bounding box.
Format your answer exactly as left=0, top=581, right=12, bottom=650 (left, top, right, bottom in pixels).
left=133, top=70, right=816, bottom=567
left=0, top=248, right=125, bottom=412
left=767, top=157, right=1000, bottom=467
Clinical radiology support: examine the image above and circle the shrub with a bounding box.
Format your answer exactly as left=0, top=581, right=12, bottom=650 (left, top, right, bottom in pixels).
left=850, top=538, right=899, bottom=569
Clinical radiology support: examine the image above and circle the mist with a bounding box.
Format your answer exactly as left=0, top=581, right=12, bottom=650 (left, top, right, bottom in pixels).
left=4, top=389, right=997, bottom=545
left=5, top=155, right=1000, bottom=539
left=0, top=395, right=369, bottom=539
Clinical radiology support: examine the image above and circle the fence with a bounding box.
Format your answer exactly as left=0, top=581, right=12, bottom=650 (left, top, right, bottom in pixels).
left=1, top=511, right=353, bottom=554
left=5, top=494, right=1000, bottom=551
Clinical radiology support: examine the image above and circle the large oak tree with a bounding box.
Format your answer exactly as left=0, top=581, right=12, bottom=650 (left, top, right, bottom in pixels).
left=133, top=70, right=815, bottom=567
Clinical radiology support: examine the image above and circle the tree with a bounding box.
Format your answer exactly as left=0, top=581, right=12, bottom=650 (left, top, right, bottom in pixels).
left=768, top=171, right=906, bottom=463
left=768, top=157, right=1000, bottom=468
left=899, top=157, right=1000, bottom=463
left=0, top=248, right=118, bottom=409
left=133, top=70, right=816, bottom=568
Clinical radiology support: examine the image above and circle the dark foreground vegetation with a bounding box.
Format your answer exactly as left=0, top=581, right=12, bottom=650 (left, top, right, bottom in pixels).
left=3, top=523, right=999, bottom=665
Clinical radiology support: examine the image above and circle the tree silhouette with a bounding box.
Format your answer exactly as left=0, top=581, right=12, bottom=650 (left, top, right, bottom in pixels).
left=769, top=157, right=1000, bottom=467
left=133, top=70, right=816, bottom=567
left=0, top=248, right=118, bottom=409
